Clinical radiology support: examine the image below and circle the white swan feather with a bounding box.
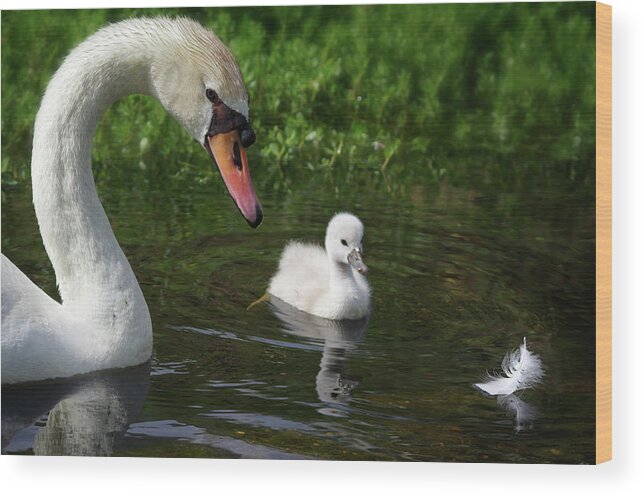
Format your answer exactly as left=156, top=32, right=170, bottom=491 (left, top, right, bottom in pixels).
left=474, top=337, right=544, bottom=396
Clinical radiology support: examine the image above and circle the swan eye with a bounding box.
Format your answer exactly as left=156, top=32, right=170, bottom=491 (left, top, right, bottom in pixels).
left=205, top=88, right=219, bottom=103
left=341, top=239, right=348, bottom=246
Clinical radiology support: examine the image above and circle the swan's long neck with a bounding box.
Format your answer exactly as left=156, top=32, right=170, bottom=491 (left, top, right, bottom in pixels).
left=31, top=28, right=155, bottom=331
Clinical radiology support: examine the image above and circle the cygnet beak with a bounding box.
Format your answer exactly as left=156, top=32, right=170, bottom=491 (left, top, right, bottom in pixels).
left=347, top=248, right=368, bottom=275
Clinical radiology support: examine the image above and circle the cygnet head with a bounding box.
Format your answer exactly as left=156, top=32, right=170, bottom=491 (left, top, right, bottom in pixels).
left=140, top=17, right=262, bottom=227
left=324, top=213, right=368, bottom=275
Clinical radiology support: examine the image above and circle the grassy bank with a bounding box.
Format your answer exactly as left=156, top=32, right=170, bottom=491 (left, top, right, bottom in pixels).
left=1, top=3, right=596, bottom=194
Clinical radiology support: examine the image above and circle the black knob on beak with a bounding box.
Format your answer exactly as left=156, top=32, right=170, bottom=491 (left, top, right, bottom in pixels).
left=240, top=127, right=256, bottom=148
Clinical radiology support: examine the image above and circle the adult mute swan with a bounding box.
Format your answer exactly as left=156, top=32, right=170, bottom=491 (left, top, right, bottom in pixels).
left=1, top=17, right=262, bottom=384
left=266, top=213, right=370, bottom=320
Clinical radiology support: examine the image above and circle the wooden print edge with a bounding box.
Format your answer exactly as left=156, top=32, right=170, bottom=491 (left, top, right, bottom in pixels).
left=595, top=1, right=612, bottom=464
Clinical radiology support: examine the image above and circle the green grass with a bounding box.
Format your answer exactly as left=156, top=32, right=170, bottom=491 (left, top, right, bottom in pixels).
left=1, top=3, right=596, bottom=194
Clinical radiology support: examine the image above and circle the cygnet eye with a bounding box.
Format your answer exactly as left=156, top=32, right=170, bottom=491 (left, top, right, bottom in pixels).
left=341, top=239, right=348, bottom=246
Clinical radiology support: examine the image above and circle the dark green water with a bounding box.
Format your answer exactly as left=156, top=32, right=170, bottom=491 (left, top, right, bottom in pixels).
left=1, top=165, right=595, bottom=463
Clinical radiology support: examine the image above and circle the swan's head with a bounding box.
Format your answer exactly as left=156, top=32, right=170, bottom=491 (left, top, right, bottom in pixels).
left=148, top=18, right=262, bottom=227
left=325, top=213, right=368, bottom=275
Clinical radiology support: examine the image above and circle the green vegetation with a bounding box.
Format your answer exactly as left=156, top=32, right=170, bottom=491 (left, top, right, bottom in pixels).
left=2, top=3, right=596, bottom=194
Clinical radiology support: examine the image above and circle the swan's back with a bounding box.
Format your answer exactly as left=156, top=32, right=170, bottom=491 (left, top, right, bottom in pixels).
left=1, top=254, right=78, bottom=383
left=1, top=254, right=63, bottom=331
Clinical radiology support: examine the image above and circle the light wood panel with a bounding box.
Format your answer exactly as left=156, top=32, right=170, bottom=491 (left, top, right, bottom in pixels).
left=596, top=1, right=612, bottom=465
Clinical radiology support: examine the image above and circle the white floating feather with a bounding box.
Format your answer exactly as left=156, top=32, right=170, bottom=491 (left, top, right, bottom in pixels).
left=474, top=337, right=544, bottom=396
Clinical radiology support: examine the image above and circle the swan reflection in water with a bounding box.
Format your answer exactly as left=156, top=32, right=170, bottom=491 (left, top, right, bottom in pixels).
left=2, top=364, right=149, bottom=456
left=267, top=296, right=369, bottom=416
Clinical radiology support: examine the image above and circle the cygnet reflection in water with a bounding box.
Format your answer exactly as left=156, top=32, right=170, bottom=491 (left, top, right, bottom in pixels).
left=2, top=364, right=149, bottom=456
left=267, top=296, right=368, bottom=416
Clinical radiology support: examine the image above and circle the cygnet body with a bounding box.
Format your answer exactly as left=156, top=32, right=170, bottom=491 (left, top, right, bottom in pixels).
left=268, top=213, right=371, bottom=320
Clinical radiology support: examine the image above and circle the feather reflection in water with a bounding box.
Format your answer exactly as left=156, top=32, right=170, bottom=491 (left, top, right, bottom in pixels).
left=497, top=394, right=539, bottom=433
